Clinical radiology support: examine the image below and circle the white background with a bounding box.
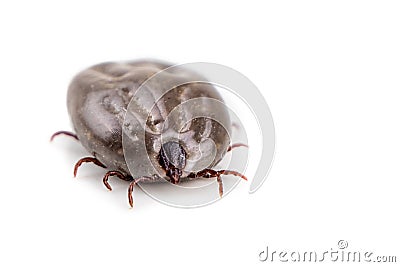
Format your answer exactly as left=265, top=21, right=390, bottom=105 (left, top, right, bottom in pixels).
left=1, top=1, right=399, bottom=266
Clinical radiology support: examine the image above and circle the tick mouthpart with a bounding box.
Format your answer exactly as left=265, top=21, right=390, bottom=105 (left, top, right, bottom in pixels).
left=158, top=141, right=187, bottom=184
left=167, top=168, right=182, bottom=184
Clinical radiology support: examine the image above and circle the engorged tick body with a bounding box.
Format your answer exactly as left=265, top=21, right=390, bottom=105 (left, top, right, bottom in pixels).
left=51, top=59, right=247, bottom=207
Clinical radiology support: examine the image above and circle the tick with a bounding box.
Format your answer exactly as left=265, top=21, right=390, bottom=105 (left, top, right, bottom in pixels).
left=51, top=59, right=248, bottom=207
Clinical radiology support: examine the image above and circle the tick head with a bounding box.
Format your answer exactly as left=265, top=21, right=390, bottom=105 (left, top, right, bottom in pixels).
left=158, top=141, right=187, bottom=184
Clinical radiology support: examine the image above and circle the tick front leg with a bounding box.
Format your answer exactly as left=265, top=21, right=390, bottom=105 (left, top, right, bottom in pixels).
left=50, top=131, right=79, bottom=142
left=103, top=171, right=132, bottom=191
left=128, top=177, right=154, bottom=208
left=190, top=169, right=248, bottom=198
left=227, top=143, right=248, bottom=152
left=73, top=157, right=106, bottom=177
left=216, top=176, right=223, bottom=197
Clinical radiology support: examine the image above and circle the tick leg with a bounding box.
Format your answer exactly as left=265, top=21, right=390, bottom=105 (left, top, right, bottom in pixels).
left=190, top=169, right=247, bottom=198
left=73, top=157, right=106, bottom=177
left=227, top=143, right=248, bottom=152
left=216, top=176, right=223, bottom=197
left=50, top=131, right=79, bottom=142
left=103, top=171, right=132, bottom=191
left=196, top=169, right=248, bottom=181
left=128, top=177, right=154, bottom=208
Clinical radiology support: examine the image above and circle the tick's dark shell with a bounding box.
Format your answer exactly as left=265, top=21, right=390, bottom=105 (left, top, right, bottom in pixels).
left=67, top=60, right=231, bottom=180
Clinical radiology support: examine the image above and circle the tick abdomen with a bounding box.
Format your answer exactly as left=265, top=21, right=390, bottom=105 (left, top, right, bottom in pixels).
left=67, top=60, right=231, bottom=180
